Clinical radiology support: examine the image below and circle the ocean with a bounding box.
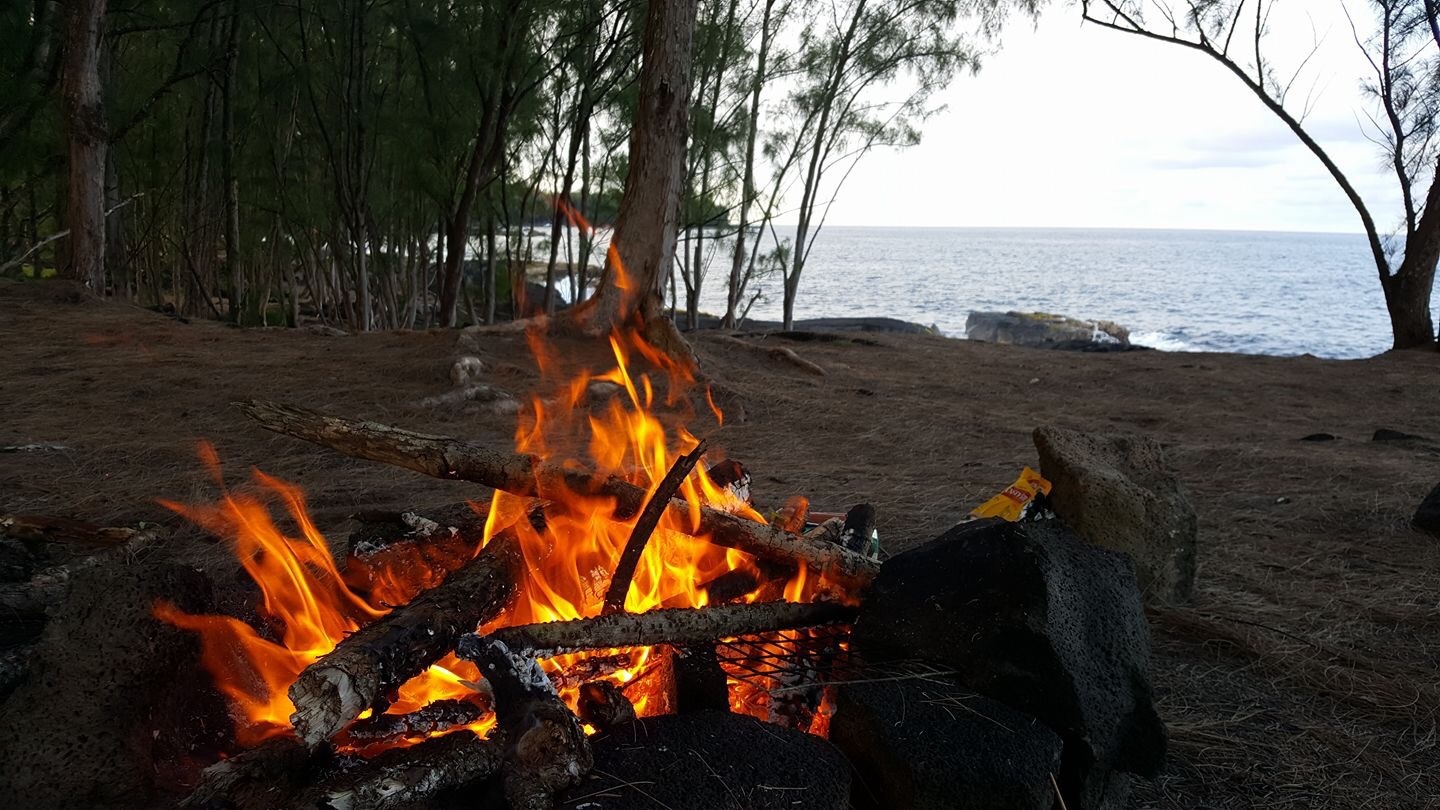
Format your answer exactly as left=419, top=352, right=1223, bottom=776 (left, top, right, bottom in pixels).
left=665, top=226, right=1432, bottom=359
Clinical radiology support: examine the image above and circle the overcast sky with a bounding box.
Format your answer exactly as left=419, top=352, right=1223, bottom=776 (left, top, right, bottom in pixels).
left=821, top=3, right=1402, bottom=234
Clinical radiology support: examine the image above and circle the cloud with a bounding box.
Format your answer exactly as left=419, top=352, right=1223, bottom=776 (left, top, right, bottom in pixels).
left=1145, top=151, right=1285, bottom=170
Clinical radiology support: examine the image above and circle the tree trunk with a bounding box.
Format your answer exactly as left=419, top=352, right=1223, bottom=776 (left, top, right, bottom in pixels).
left=222, top=4, right=242, bottom=321
left=61, top=0, right=108, bottom=292
left=579, top=0, right=697, bottom=333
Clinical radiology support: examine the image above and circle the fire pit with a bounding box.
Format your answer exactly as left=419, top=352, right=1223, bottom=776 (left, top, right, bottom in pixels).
left=0, top=327, right=1164, bottom=810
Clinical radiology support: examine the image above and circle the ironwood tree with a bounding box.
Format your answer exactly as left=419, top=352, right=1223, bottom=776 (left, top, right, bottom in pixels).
left=1081, top=0, right=1440, bottom=351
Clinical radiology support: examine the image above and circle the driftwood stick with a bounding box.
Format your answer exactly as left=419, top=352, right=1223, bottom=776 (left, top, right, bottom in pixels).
left=306, top=730, right=505, bottom=810
left=709, top=333, right=827, bottom=376
left=469, top=637, right=591, bottom=810
left=237, top=400, right=879, bottom=590
left=288, top=531, right=524, bottom=747
left=601, top=437, right=710, bottom=615
left=461, top=601, right=856, bottom=659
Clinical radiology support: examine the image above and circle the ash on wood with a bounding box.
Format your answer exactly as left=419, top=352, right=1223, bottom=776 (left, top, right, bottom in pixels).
left=238, top=400, right=878, bottom=590
left=468, top=636, right=591, bottom=810
left=288, top=530, right=523, bottom=747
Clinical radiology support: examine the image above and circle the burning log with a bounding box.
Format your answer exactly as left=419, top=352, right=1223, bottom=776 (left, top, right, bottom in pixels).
left=601, top=437, right=710, bottom=615
left=237, top=400, right=879, bottom=590
left=461, top=600, right=856, bottom=659
left=341, top=698, right=486, bottom=744
left=547, top=652, right=634, bottom=692
left=288, top=530, right=524, bottom=747
left=776, top=495, right=810, bottom=533
left=305, top=729, right=505, bottom=810
left=468, top=636, right=592, bottom=810
left=181, top=737, right=313, bottom=810
left=576, top=680, right=636, bottom=730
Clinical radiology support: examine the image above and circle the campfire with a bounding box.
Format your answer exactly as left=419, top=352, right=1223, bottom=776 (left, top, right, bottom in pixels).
left=1, top=324, right=1168, bottom=810
left=157, top=329, right=876, bottom=808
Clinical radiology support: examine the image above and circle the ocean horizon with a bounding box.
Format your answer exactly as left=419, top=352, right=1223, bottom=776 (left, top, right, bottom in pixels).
left=655, top=224, right=1434, bottom=359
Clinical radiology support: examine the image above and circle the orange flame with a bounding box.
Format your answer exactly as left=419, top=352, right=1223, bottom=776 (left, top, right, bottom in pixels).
left=161, top=319, right=826, bottom=752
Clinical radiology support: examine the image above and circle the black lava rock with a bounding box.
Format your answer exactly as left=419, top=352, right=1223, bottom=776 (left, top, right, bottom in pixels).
left=1415, top=482, right=1440, bottom=538
left=852, top=518, right=1164, bottom=809
left=559, top=710, right=849, bottom=809
left=1300, top=433, right=1339, bottom=442
left=831, top=677, right=1064, bottom=810
left=0, top=560, right=220, bottom=808
left=1373, top=428, right=1430, bottom=442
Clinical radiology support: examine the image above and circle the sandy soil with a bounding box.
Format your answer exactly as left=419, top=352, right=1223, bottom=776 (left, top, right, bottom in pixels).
left=3, top=278, right=1439, bottom=808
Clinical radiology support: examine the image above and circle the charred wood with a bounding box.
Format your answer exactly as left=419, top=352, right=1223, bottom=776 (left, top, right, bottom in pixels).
left=705, top=458, right=751, bottom=504
left=463, top=601, right=856, bottom=659
left=238, top=400, right=878, bottom=590
left=548, top=652, right=634, bottom=692
left=340, top=699, right=485, bottom=744
left=306, top=729, right=505, bottom=810
left=288, top=531, right=524, bottom=747
left=181, top=737, right=313, bottom=810
left=576, top=680, right=636, bottom=731
left=468, top=636, right=591, bottom=810
left=601, top=438, right=710, bottom=615
left=837, top=504, right=877, bottom=555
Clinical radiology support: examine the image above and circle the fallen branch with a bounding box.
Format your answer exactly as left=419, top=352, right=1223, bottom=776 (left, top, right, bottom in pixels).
left=601, top=438, right=710, bottom=615
left=288, top=530, right=524, bottom=747
left=237, top=401, right=879, bottom=590
left=709, top=333, right=827, bottom=377
left=461, top=600, right=856, bottom=659
left=469, top=637, right=591, bottom=810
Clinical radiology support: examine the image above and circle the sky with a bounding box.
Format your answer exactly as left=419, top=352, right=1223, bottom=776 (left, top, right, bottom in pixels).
left=821, top=2, right=1403, bottom=234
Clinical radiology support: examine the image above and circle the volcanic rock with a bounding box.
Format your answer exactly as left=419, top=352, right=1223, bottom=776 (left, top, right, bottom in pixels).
left=852, top=518, right=1164, bottom=810
left=1033, top=425, right=1197, bottom=602
left=559, top=710, right=849, bottom=809
left=966, top=311, right=1129, bottom=348
left=1414, top=482, right=1440, bottom=538
left=831, top=677, right=1064, bottom=810
left=0, top=560, right=222, bottom=808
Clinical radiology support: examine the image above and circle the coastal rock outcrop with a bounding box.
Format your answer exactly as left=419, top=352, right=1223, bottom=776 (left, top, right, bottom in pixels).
left=966, top=311, right=1129, bottom=348
left=1033, top=426, right=1197, bottom=603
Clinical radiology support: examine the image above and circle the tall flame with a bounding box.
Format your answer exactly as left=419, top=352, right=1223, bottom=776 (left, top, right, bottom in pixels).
left=161, top=262, right=822, bottom=751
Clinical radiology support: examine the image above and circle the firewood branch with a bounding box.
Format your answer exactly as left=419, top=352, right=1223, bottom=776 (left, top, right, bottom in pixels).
left=601, top=437, right=710, bottom=615
left=287, top=530, right=524, bottom=747
left=460, top=600, right=856, bottom=659
left=236, top=400, right=879, bottom=590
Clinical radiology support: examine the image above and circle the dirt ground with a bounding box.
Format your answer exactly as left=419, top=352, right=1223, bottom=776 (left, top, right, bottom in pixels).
left=3, top=278, right=1439, bottom=809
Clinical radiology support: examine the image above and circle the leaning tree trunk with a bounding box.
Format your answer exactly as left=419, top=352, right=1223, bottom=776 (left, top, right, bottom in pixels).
left=577, top=0, right=697, bottom=334
left=62, top=0, right=108, bottom=292
left=1384, top=164, right=1440, bottom=350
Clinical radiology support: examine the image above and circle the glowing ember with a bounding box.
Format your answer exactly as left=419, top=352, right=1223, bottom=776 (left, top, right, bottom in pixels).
left=158, top=326, right=830, bottom=752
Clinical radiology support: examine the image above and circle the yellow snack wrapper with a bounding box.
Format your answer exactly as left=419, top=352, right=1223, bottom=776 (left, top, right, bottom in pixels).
left=969, top=467, right=1053, bottom=522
